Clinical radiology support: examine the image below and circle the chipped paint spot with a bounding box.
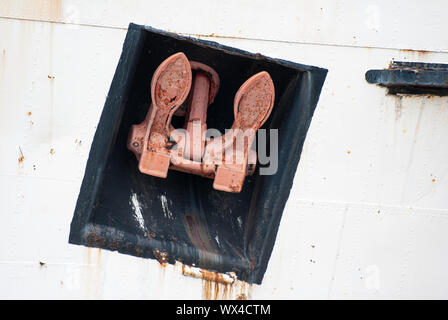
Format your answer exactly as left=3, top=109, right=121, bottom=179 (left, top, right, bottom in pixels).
left=237, top=216, right=243, bottom=229
left=130, top=193, right=147, bottom=233
left=160, top=194, right=174, bottom=219
left=214, top=235, right=220, bottom=246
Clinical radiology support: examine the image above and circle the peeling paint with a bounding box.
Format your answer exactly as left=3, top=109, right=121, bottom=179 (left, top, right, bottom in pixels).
left=214, top=235, right=220, bottom=246
left=180, top=265, right=255, bottom=300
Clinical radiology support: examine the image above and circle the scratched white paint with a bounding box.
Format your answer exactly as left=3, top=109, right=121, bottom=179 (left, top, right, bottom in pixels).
left=130, top=193, right=146, bottom=233
left=160, top=194, right=174, bottom=220
left=1, top=0, right=448, bottom=299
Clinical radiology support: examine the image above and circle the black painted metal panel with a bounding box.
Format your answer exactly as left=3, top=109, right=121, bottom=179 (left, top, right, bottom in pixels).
left=366, top=61, right=448, bottom=95
left=69, top=23, right=327, bottom=284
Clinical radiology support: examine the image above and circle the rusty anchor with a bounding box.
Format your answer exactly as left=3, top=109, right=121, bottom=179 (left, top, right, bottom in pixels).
left=128, top=52, right=275, bottom=193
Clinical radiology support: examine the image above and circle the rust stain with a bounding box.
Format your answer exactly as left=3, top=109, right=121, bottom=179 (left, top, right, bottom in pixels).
left=27, top=111, right=32, bottom=116
left=84, top=232, right=106, bottom=247
left=239, top=280, right=246, bottom=298
left=399, top=48, right=432, bottom=61
left=203, top=275, right=240, bottom=300
left=48, top=0, right=62, bottom=21
left=21, top=0, right=63, bottom=22
left=49, top=148, right=55, bottom=155
left=86, top=247, right=102, bottom=266
left=202, top=279, right=233, bottom=300
left=234, top=280, right=251, bottom=300
left=400, top=48, right=431, bottom=55
left=153, top=249, right=169, bottom=265
left=184, top=214, right=217, bottom=254
left=199, top=269, right=231, bottom=283
left=48, top=75, right=55, bottom=80
left=97, top=248, right=101, bottom=265
left=87, top=248, right=91, bottom=265
left=18, top=147, right=25, bottom=163
left=107, top=240, right=119, bottom=251
left=203, top=279, right=213, bottom=300
left=182, top=265, right=238, bottom=300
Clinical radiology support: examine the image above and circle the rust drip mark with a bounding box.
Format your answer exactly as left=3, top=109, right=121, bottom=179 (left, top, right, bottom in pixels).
left=184, top=214, right=217, bottom=254
left=86, top=247, right=102, bottom=266
left=22, top=0, right=63, bottom=22
left=153, top=249, right=169, bottom=266
left=398, top=48, right=432, bottom=62
left=87, top=247, right=92, bottom=265
left=203, top=279, right=233, bottom=300
left=238, top=281, right=247, bottom=300
left=97, top=248, right=102, bottom=263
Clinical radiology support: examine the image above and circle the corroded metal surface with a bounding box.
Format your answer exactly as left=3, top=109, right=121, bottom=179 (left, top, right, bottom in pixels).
left=128, top=52, right=275, bottom=193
